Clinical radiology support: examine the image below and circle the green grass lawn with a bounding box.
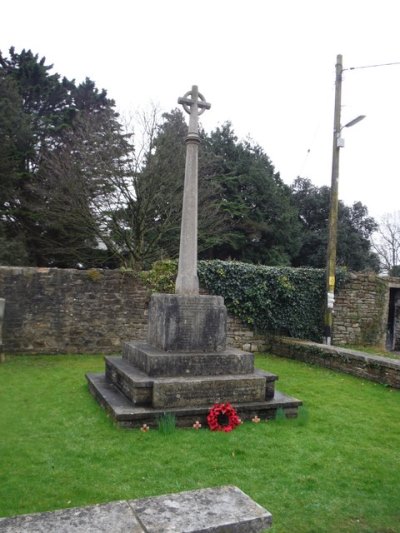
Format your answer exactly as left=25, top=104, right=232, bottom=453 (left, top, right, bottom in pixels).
left=0, top=353, right=399, bottom=533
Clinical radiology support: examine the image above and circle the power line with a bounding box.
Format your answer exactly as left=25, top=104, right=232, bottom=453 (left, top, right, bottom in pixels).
left=346, top=61, right=400, bottom=71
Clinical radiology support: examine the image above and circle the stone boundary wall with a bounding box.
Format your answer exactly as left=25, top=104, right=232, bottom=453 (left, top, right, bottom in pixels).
left=0, top=267, right=149, bottom=354
left=266, top=336, right=400, bottom=389
left=0, top=266, right=398, bottom=354
left=333, top=272, right=388, bottom=347
left=226, top=315, right=267, bottom=353
left=0, top=267, right=256, bottom=355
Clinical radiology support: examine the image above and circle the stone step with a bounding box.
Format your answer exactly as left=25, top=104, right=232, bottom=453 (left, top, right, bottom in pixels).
left=106, top=355, right=277, bottom=409
left=86, top=373, right=301, bottom=428
left=123, top=341, right=255, bottom=377
left=105, top=356, right=153, bottom=406
left=152, top=370, right=275, bottom=408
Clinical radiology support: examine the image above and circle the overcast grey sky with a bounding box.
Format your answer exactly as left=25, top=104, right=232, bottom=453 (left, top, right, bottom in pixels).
left=2, top=0, right=399, bottom=220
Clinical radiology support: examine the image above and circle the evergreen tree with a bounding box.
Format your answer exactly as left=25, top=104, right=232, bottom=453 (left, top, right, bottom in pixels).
left=0, top=71, right=31, bottom=264
left=0, top=47, right=125, bottom=266
left=199, top=123, right=302, bottom=264
left=291, top=177, right=379, bottom=271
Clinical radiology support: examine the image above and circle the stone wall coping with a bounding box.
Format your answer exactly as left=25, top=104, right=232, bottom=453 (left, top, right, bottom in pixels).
left=267, top=337, right=400, bottom=391
left=275, top=337, right=400, bottom=371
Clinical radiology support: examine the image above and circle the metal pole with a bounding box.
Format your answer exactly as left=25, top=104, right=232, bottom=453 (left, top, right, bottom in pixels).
left=324, top=54, right=343, bottom=345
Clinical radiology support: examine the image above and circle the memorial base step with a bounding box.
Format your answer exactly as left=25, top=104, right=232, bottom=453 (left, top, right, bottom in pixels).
left=123, top=341, right=255, bottom=377
left=105, top=356, right=278, bottom=408
left=86, top=372, right=302, bottom=428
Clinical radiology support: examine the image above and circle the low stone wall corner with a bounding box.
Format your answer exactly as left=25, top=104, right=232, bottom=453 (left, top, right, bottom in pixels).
left=266, top=336, right=400, bottom=389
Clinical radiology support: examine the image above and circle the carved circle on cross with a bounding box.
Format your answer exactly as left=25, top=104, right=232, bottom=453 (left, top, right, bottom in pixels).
left=181, top=90, right=209, bottom=116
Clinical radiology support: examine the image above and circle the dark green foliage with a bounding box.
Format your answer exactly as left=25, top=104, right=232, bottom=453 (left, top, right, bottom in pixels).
left=198, top=260, right=347, bottom=341
left=0, top=47, right=125, bottom=267
left=199, top=123, right=302, bottom=264
left=0, top=47, right=379, bottom=272
left=151, top=110, right=230, bottom=262
left=291, top=178, right=379, bottom=271
left=141, top=258, right=347, bottom=341
left=157, top=412, right=177, bottom=435
left=140, top=259, right=178, bottom=293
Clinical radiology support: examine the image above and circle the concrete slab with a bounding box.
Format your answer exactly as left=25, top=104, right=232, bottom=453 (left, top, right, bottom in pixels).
left=0, top=487, right=272, bottom=533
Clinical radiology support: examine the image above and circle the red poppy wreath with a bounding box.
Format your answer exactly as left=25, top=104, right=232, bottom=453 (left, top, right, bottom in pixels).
left=207, top=402, right=241, bottom=432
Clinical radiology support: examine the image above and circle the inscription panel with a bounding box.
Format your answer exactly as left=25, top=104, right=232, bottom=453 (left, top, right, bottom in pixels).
left=153, top=375, right=266, bottom=408
left=148, top=294, right=227, bottom=352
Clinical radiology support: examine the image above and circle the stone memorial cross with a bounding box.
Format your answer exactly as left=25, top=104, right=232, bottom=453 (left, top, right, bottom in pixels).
left=175, top=85, right=211, bottom=295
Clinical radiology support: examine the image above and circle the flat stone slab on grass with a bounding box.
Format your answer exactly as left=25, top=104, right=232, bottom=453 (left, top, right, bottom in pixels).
left=0, top=501, right=142, bottom=533
left=130, top=485, right=272, bottom=532
left=0, top=486, right=272, bottom=532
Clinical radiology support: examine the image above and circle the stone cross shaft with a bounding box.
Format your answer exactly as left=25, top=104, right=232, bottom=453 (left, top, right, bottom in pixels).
left=175, top=86, right=211, bottom=295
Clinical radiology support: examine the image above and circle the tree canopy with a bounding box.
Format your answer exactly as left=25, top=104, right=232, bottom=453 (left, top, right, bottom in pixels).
left=199, top=123, right=302, bottom=265
left=0, top=47, right=124, bottom=266
left=0, top=47, right=379, bottom=272
left=291, top=178, right=379, bottom=271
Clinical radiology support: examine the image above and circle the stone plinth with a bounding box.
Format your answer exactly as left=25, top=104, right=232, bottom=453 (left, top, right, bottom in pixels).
left=87, top=291, right=302, bottom=427
left=152, top=372, right=269, bottom=408
left=122, top=341, right=254, bottom=376
left=147, top=293, right=227, bottom=352
left=87, top=372, right=301, bottom=428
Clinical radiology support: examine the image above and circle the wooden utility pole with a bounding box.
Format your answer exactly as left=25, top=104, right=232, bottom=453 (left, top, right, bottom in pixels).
left=324, top=54, right=343, bottom=345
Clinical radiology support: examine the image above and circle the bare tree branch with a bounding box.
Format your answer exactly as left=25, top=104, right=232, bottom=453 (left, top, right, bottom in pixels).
left=372, top=211, right=400, bottom=273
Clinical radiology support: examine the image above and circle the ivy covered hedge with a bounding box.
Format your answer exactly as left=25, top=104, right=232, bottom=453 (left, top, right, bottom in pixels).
left=142, top=259, right=347, bottom=342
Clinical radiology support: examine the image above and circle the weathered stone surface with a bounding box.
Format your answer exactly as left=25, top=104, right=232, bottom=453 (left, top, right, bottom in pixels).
left=334, top=272, right=390, bottom=346
left=86, top=373, right=301, bottom=428
left=147, top=293, right=227, bottom=352
left=0, top=267, right=149, bottom=354
left=0, top=487, right=272, bottom=533
left=123, top=341, right=254, bottom=376
left=267, top=336, right=400, bottom=389
left=1, top=267, right=399, bottom=354
left=0, top=501, right=143, bottom=533
left=152, top=370, right=272, bottom=408
left=129, top=486, right=272, bottom=532
left=105, top=356, right=152, bottom=406
left=175, top=86, right=211, bottom=297
left=101, top=356, right=277, bottom=410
